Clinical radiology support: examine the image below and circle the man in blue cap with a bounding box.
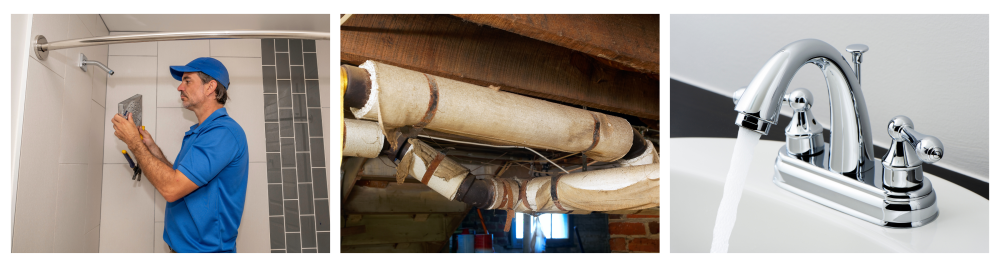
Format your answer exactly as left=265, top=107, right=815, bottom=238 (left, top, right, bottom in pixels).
left=111, top=57, right=249, bottom=253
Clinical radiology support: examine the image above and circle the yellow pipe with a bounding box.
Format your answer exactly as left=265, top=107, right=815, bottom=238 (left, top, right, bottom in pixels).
left=339, top=65, right=347, bottom=163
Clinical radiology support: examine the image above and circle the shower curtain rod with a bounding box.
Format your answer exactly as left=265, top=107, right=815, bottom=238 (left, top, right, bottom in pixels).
left=32, top=30, right=330, bottom=60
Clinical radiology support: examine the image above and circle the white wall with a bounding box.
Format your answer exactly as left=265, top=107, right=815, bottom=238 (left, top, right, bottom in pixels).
left=12, top=14, right=109, bottom=253
left=10, top=13, right=32, bottom=241
left=670, top=15, right=988, bottom=181
left=99, top=36, right=331, bottom=253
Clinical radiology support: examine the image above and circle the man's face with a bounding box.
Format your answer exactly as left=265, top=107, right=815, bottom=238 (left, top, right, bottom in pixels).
left=177, top=72, right=215, bottom=110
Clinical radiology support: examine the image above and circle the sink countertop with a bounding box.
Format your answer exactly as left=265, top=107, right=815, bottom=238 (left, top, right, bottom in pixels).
left=670, top=138, right=988, bottom=253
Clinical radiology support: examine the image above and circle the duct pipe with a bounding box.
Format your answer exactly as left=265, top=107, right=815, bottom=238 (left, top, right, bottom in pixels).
left=397, top=139, right=659, bottom=213
left=342, top=61, right=635, bottom=162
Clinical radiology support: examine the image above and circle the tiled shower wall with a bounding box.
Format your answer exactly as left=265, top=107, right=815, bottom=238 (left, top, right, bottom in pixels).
left=262, top=39, right=332, bottom=253
left=98, top=36, right=331, bottom=253
left=12, top=14, right=110, bottom=253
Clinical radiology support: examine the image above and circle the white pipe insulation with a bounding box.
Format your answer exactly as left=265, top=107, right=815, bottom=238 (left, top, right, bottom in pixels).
left=350, top=60, right=635, bottom=162
left=515, top=163, right=659, bottom=213
left=395, top=138, right=659, bottom=214
left=342, top=119, right=385, bottom=158
left=618, top=140, right=659, bottom=167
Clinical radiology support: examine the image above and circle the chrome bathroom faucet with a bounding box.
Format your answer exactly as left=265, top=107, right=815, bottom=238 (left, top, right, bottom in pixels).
left=732, top=39, right=941, bottom=228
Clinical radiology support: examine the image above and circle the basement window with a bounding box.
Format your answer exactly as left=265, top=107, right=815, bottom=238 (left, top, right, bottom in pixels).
left=511, top=213, right=572, bottom=248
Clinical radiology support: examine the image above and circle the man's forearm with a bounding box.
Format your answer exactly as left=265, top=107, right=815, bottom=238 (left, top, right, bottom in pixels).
left=145, top=142, right=173, bottom=168
left=129, top=142, right=180, bottom=196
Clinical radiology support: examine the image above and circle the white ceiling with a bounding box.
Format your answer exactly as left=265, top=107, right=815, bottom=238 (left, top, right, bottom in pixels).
left=100, top=14, right=330, bottom=32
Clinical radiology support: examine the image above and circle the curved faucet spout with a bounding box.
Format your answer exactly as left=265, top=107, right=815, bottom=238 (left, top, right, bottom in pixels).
left=734, top=39, right=874, bottom=179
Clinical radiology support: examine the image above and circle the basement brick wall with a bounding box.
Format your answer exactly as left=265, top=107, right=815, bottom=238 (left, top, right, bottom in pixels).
left=608, top=214, right=660, bottom=253
left=455, top=209, right=610, bottom=253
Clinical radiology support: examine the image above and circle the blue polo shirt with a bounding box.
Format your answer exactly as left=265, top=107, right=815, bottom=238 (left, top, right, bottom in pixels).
left=164, top=108, right=249, bottom=253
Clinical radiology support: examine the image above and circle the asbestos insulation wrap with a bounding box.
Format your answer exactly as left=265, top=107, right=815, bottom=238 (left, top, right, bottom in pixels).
left=486, top=178, right=520, bottom=210
left=618, top=140, right=659, bottom=167
left=343, top=119, right=384, bottom=158
left=402, top=140, right=470, bottom=200
left=352, top=60, right=633, bottom=162
left=518, top=164, right=659, bottom=213
left=393, top=140, right=657, bottom=214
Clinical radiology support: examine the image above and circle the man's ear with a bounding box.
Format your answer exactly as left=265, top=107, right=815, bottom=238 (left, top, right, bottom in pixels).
left=206, top=80, right=218, bottom=97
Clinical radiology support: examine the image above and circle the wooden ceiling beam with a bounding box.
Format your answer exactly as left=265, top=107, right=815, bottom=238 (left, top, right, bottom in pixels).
left=453, top=14, right=660, bottom=75
left=342, top=14, right=659, bottom=120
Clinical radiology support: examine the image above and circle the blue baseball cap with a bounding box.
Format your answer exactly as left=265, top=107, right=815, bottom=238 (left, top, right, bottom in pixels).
left=170, top=57, right=230, bottom=89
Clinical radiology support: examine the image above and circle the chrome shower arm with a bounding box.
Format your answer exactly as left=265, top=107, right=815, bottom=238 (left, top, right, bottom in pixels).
left=33, top=30, right=331, bottom=60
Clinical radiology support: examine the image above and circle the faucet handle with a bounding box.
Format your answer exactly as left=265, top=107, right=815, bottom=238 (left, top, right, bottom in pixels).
left=886, top=116, right=943, bottom=163
left=783, top=88, right=824, bottom=156
left=734, top=87, right=825, bottom=156
left=882, top=115, right=943, bottom=191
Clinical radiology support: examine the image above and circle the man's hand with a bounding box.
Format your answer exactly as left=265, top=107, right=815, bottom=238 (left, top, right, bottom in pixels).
left=139, top=125, right=155, bottom=148
left=112, top=113, right=142, bottom=150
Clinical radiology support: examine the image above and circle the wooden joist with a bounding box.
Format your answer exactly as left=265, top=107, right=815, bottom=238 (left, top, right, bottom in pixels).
left=341, top=157, right=368, bottom=200
left=604, top=207, right=659, bottom=215
left=343, top=183, right=468, bottom=214
left=413, top=214, right=429, bottom=222
left=341, top=241, right=447, bottom=253
left=340, top=214, right=455, bottom=245
left=341, top=14, right=660, bottom=120
left=342, top=225, right=366, bottom=236
left=453, top=14, right=660, bottom=75
left=355, top=180, right=390, bottom=188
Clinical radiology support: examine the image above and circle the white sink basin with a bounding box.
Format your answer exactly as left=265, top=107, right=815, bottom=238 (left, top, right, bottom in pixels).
left=670, top=138, right=988, bottom=253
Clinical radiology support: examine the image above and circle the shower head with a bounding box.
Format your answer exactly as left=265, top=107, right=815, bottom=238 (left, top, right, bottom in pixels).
left=78, top=53, right=114, bottom=75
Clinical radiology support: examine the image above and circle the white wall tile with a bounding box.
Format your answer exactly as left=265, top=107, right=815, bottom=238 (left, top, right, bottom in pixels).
left=54, top=164, right=90, bottom=253
left=210, top=39, right=262, bottom=58
left=85, top=226, right=100, bottom=253
left=235, top=162, right=270, bottom=253
left=317, top=40, right=330, bottom=108
left=12, top=60, right=66, bottom=253
left=29, top=14, right=71, bottom=79
left=216, top=57, right=265, bottom=163
left=154, top=222, right=169, bottom=253
left=56, top=15, right=101, bottom=163
left=109, top=32, right=157, bottom=56
left=99, top=163, right=155, bottom=253
left=103, top=56, right=157, bottom=164
left=155, top=189, right=166, bottom=223
left=85, top=43, right=110, bottom=108
left=77, top=14, right=109, bottom=38
left=12, top=14, right=31, bottom=148
left=86, top=102, right=105, bottom=232
left=156, top=40, right=210, bottom=108
left=58, top=48, right=94, bottom=164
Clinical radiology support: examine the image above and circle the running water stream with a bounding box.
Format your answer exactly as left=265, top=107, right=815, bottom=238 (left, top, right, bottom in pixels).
left=709, top=127, right=762, bottom=253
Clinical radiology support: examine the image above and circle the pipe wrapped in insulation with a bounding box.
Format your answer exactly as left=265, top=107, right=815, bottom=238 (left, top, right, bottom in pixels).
left=342, top=119, right=385, bottom=158
left=618, top=140, right=658, bottom=167
left=397, top=139, right=472, bottom=200
left=349, top=60, right=634, bottom=162
left=515, top=164, right=659, bottom=213
left=397, top=139, right=658, bottom=213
